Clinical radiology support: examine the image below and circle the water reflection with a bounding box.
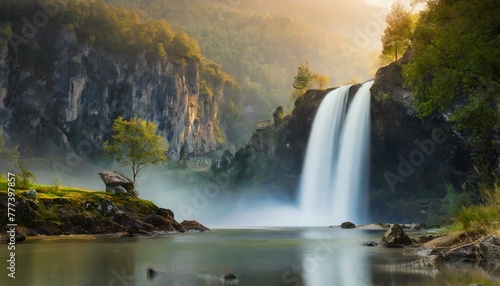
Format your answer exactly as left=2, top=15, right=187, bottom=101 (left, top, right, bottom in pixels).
left=6, top=229, right=500, bottom=286
left=295, top=229, right=371, bottom=286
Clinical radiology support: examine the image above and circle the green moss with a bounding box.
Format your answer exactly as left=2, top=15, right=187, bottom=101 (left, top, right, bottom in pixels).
left=0, top=178, right=161, bottom=233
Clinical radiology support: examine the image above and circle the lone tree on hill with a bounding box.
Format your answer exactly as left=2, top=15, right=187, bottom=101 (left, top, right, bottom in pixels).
left=292, top=60, right=313, bottom=99
left=103, top=117, right=169, bottom=185
left=381, top=1, right=414, bottom=62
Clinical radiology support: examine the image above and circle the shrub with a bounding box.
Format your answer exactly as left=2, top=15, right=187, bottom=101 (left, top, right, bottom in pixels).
left=16, top=160, right=36, bottom=190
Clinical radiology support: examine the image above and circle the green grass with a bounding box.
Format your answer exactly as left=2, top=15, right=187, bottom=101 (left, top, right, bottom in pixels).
left=452, top=184, right=500, bottom=236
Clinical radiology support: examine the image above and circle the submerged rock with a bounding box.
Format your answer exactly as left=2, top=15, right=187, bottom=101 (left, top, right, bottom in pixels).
left=340, top=221, right=356, bottom=229
left=363, top=241, right=379, bottom=247
left=398, top=235, right=500, bottom=275
left=438, top=236, right=500, bottom=272
left=380, top=224, right=413, bottom=248
left=223, top=272, right=239, bottom=280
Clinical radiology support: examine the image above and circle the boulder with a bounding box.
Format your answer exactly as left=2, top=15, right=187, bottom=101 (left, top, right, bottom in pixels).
left=107, top=186, right=128, bottom=195
left=380, top=224, right=413, bottom=248
left=99, top=170, right=138, bottom=197
left=24, top=189, right=37, bottom=200
left=341, top=221, right=356, bottom=229
left=181, top=220, right=211, bottom=232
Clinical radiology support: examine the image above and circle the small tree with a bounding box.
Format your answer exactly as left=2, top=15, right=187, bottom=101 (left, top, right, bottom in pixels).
left=380, top=1, right=414, bottom=62
left=103, top=117, right=169, bottom=184
left=312, top=73, right=329, bottom=90
left=292, top=61, right=313, bottom=97
left=16, top=160, right=36, bottom=190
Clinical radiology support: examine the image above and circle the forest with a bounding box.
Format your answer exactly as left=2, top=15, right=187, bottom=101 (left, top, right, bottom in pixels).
left=103, top=0, right=390, bottom=143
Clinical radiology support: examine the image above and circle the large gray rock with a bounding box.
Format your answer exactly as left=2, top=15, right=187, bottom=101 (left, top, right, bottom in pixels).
left=99, top=171, right=138, bottom=197
left=341, top=221, right=356, bottom=229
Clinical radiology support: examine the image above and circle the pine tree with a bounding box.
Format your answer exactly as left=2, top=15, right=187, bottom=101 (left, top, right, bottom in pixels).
left=292, top=61, right=313, bottom=97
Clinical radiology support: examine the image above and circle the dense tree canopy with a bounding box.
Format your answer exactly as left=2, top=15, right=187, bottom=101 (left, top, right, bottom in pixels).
left=102, top=0, right=389, bottom=140
left=404, top=0, right=500, bottom=184
left=0, top=0, right=201, bottom=61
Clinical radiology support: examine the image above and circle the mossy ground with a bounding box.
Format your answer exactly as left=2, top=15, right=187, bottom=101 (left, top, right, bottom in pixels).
left=0, top=179, right=161, bottom=234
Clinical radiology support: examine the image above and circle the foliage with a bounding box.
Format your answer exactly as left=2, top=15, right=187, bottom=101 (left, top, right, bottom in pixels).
left=273, top=106, right=285, bottom=127
left=454, top=183, right=499, bottom=235
left=52, top=178, right=62, bottom=192
left=0, top=0, right=200, bottom=62
left=170, top=31, right=201, bottom=61
left=312, top=73, right=329, bottom=90
left=404, top=0, right=500, bottom=185
left=16, top=160, right=36, bottom=190
left=292, top=61, right=313, bottom=97
left=102, top=0, right=389, bottom=142
left=103, top=117, right=169, bottom=184
left=380, top=1, right=414, bottom=62
left=443, top=183, right=471, bottom=217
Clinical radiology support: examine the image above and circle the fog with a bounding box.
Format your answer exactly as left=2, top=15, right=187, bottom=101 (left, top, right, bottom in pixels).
left=132, top=166, right=350, bottom=227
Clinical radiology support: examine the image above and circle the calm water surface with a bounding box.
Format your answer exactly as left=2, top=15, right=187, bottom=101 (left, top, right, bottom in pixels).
left=4, top=228, right=499, bottom=285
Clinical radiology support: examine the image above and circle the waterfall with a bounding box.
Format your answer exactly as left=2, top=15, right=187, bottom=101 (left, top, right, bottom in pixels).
left=299, top=81, right=373, bottom=225
left=299, top=85, right=351, bottom=219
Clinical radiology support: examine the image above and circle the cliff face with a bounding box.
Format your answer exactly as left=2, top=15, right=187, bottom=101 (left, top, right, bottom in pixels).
left=369, top=54, right=473, bottom=223
left=0, top=27, right=217, bottom=160
left=218, top=54, right=477, bottom=225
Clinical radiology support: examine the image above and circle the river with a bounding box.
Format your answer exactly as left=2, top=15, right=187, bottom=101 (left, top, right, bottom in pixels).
left=5, top=228, right=498, bottom=285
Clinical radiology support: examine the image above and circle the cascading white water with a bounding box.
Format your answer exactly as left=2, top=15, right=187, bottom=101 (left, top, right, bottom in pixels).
left=299, top=85, right=351, bottom=219
left=331, top=80, right=373, bottom=224
left=299, top=81, right=373, bottom=225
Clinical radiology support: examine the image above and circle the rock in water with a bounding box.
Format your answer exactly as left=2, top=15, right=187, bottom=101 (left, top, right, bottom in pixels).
left=181, top=220, right=211, bottom=232
left=99, top=170, right=138, bottom=197
left=223, top=272, right=239, bottom=280
left=341, top=221, right=356, bottom=229
left=380, top=224, right=413, bottom=248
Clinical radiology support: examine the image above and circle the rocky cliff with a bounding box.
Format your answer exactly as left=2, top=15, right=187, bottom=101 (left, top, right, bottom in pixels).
left=216, top=54, right=481, bottom=225
left=0, top=27, right=218, bottom=160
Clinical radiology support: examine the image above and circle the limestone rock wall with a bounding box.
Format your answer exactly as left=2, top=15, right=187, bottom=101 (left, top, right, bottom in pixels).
left=0, top=28, right=217, bottom=160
